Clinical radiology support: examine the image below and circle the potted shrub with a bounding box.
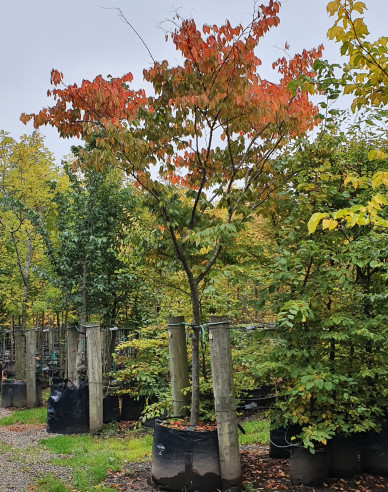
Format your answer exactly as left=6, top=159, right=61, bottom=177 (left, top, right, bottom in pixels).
left=113, top=325, right=170, bottom=422
left=270, top=362, right=386, bottom=483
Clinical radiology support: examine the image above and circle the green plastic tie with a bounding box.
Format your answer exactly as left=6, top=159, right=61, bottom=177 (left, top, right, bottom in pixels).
left=200, top=324, right=205, bottom=344
left=206, top=321, right=230, bottom=326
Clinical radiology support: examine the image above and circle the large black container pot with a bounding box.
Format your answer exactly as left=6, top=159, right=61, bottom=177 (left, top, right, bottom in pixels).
left=103, top=395, right=121, bottom=423
left=120, top=395, right=145, bottom=421
left=1, top=380, right=42, bottom=408
left=269, top=424, right=301, bottom=458
left=330, top=436, right=359, bottom=477
left=46, top=378, right=89, bottom=434
left=152, top=421, right=222, bottom=492
left=290, top=446, right=330, bottom=486
left=359, top=427, right=388, bottom=476
left=242, top=385, right=276, bottom=411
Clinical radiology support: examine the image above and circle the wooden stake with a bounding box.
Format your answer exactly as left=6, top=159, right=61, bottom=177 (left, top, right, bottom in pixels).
left=209, top=316, right=241, bottom=489
left=66, top=326, right=79, bottom=382
left=14, top=327, right=26, bottom=380
left=26, top=329, right=37, bottom=408
left=86, top=324, right=103, bottom=433
left=167, top=316, right=190, bottom=417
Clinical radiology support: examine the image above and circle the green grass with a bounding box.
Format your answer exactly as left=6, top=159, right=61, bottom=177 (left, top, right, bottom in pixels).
left=239, top=417, right=270, bottom=445
left=0, top=406, right=47, bottom=426
left=0, top=406, right=268, bottom=490
left=33, top=475, right=72, bottom=492
left=40, top=431, right=153, bottom=492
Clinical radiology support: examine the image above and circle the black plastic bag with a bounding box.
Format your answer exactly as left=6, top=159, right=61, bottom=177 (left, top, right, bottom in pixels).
left=46, top=378, right=89, bottom=434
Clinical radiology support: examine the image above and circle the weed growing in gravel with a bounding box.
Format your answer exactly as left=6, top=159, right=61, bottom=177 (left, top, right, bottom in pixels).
left=0, top=407, right=46, bottom=426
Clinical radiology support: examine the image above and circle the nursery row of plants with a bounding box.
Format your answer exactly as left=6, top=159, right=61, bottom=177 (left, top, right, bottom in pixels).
left=1, top=121, right=387, bottom=445
left=0, top=0, right=387, bottom=487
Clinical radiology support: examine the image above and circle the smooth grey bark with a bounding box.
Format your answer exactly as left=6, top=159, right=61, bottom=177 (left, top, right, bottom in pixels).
left=167, top=316, right=190, bottom=417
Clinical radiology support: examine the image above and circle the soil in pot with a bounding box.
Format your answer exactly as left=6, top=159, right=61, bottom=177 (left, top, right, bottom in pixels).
left=330, top=436, right=359, bottom=478
left=151, top=421, right=222, bottom=492
left=290, top=446, right=330, bottom=486
left=359, top=426, right=388, bottom=476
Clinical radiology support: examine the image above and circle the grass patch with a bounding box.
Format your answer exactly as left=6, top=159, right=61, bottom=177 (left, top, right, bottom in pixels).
left=0, top=406, right=47, bottom=426
left=40, top=431, right=153, bottom=492
left=239, top=417, right=269, bottom=445
left=33, top=475, right=72, bottom=492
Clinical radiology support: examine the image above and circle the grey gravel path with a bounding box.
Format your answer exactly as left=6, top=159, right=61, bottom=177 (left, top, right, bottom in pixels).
left=0, top=408, right=73, bottom=492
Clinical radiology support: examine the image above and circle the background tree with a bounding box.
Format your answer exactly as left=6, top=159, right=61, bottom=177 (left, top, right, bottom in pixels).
left=308, top=0, right=388, bottom=231
left=50, top=157, right=153, bottom=382
left=262, top=126, right=387, bottom=450
left=0, top=132, right=60, bottom=376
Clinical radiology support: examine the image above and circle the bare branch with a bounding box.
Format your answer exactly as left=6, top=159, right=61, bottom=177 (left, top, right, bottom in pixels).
left=100, top=7, right=155, bottom=63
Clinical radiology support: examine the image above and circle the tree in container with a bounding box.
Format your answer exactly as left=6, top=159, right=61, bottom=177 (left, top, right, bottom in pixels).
left=22, top=1, right=323, bottom=427
left=261, top=126, right=387, bottom=455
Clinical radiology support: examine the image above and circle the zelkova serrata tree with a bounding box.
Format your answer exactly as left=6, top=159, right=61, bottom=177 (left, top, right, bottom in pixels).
left=22, top=1, right=323, bottom=425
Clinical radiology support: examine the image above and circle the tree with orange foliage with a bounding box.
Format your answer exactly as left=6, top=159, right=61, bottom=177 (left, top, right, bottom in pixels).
left=22, top=1, right=323, bottom=426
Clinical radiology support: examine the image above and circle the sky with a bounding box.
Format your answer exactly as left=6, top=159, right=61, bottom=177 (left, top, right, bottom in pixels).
left=1, top=0, right=387, bottom=163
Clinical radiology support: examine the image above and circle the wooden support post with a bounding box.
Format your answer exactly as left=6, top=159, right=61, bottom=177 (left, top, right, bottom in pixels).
left=86, top=324, right=103, bottom=433
left=14, top=327, right=26, bottom=380
left=59, top=324, right=64, bottom=376
left=209, top=316, right=241, bottom=490
left=167, top=316, right=190, bottom=417
left=48, top=328, right=54, bottom=358
left=66, top=326, right=79, bottom=382
left=26, top=329, right=37, bottom=408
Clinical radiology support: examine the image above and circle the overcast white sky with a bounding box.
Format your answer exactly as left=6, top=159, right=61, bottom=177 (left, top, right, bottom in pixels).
left=1, top=0, right=386, bottom=162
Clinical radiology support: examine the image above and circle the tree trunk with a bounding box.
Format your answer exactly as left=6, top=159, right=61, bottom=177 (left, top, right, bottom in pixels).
left=189, top=278, right=200, bottom=427
left=15, top=232, right=33, bottom=380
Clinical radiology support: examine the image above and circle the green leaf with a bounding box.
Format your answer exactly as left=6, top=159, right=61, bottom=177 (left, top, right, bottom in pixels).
left=315, top=379, right=324, bottom=390
left=324, top=381, right=333, bottom=391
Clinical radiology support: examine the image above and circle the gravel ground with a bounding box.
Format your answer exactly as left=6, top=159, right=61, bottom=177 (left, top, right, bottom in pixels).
left=0, top=407, right=73, bottom=492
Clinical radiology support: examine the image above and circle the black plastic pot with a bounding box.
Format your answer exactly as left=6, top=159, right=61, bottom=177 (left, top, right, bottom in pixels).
left=46, top=378, right=89, bottom=434
left=1, top=379, right=42, bottom=408
left=359, top=427, right=388, bottom=476
left=269, top=425, right=301, bottom=458
left=151, top=421, right=222, bottom=492
left=120, top=395, right=145, bottom=421
left=241, top=386, right=276, bottom=411
left=103, top=395, right=121, bottom=423
left=329, top=436, right=359, bottom=477
left=290, top=446, right=330, bottom=486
